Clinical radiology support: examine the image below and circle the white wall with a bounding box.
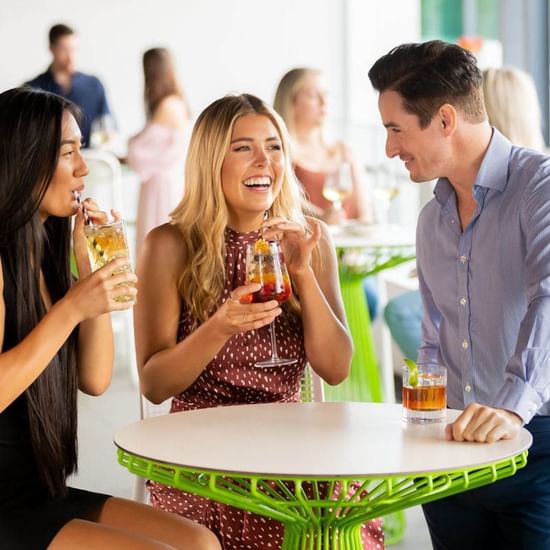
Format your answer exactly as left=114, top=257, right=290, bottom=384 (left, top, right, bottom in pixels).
left=1, top=0, right=346, bottom=139
left=0, top=0, right=419, bottom=141
left=1, top=0, right=423, bottom=219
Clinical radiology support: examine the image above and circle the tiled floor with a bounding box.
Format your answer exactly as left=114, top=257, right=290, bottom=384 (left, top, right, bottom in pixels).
left=70, top=364, right=433, bottom=549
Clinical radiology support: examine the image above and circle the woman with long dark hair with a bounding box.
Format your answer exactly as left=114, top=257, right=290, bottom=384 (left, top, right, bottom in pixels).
left=0, top=87, right=220, bottom=550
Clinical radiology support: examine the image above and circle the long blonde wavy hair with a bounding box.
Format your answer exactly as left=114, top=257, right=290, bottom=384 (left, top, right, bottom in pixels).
left=170, top=93, right=308, bottom=326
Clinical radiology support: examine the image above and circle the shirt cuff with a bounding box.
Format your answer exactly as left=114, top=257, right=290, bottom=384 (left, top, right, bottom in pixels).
left=492, top=376, right=542, bottom=424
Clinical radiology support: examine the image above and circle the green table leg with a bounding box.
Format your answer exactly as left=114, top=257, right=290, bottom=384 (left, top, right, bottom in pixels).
left=119, top=449, right=528, bottom=550
left=324, top=277, right=383, bottom=405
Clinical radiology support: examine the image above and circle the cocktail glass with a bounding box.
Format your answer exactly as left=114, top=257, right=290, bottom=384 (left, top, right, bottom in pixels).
left=245, top=240, right=297, bottom=367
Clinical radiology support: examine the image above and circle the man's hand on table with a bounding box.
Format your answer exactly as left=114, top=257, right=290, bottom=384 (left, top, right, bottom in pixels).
left=446, top=403, right=522, bottom=443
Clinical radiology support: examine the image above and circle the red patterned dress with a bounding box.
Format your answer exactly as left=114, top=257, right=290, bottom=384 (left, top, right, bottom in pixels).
left=148, top=227, right=384, bottom=549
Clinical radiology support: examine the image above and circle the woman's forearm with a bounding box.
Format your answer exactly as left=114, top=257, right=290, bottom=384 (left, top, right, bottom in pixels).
left=77, top=314, right=114, bottom=395
left=292, top=268, right=352, bottom=385
left=140, top=316, right=231, bottom=404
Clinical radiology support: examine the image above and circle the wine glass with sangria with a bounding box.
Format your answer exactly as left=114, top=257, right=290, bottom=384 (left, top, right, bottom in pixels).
left=245, top=238, right=297, bottom=367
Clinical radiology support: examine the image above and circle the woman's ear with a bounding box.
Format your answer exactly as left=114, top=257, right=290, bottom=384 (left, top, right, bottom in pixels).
left=439, top=104, right=457, bottom=136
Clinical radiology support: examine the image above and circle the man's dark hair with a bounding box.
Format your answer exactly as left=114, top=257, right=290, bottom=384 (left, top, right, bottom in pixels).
left=48, top=24, right=75, bottom=46
left=368, top=40, right=486, bottom=128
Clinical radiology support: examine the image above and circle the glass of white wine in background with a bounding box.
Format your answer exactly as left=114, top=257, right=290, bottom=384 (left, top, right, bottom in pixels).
left=322, top=162, right=353, bottom=221
left=372, top=179, right=400, bottom=226
left=83, top=220, right=136, bottom=303
left=90, top=114, right=116, bottom=149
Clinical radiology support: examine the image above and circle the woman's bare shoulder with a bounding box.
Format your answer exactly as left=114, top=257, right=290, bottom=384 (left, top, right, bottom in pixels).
left=140, top=223, right=186, bottom=267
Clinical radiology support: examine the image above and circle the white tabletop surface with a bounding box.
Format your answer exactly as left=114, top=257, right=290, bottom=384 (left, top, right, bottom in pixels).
left=330, top=223, right=416, bottom=249
left=114, top=402, right=532, bottom=478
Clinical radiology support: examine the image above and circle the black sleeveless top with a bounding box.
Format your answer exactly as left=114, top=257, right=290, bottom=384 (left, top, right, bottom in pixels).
left=0, top=256, right=108, bottom=549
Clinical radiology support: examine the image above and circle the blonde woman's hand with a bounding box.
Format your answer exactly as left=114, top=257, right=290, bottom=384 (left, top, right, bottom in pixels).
left=212, top=283, right=281, bottom=337
left=261, top=217, right=321, bottom=278
left=64, top=256, right=138, bottom=323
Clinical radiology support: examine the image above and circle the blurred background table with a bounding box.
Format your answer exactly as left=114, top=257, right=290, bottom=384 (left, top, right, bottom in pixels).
left=116, top=402, right=532, bottom=549
left=329, top=223, right=416, bottom=404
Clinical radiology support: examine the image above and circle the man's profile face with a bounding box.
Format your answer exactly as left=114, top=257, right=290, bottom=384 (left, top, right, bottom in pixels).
left=50, top=34, right=77, bottom=74
left=378, top=90, right=448, bottom=183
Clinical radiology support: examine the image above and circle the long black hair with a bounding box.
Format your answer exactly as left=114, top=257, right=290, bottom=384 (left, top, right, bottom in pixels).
left=0, top=87, right=80, bottom=496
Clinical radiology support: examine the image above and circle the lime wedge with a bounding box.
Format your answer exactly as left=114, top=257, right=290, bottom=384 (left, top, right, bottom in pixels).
left=404, top=358, right=419, bottom=387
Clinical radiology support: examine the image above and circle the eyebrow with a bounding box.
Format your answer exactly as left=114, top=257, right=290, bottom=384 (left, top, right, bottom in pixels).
left=230, top=136, right=281, bottom=144
left=60, top=138, right=81, bottom=146
left=383, top=122, right=401, bottom=129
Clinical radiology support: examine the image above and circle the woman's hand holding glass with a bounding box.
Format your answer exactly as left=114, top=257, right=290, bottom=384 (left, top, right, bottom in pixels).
left=213, top=283, right=281, bottom=338
left=69, top=197, right=137, bottom=319
left=65, top=257, right=138, bottom=322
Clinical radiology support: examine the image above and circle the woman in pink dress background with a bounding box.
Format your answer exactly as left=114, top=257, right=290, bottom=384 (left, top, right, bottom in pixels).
left=127, top=48, right=191, bottom=254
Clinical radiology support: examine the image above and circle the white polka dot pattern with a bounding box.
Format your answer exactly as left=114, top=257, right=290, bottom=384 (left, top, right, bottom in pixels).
left=148, top=227, right=384, bottom=549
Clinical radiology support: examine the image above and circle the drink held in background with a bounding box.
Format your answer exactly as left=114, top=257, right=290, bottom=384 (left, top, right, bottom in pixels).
left=402, top=363, right=447, bottom=423
left=322, top=162, right=353, bottom=215
left=84, top=220, right=135, bottom=303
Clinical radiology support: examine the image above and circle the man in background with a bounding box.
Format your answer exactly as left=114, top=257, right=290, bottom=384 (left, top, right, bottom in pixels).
left=26, top=23, right=113, bottom=147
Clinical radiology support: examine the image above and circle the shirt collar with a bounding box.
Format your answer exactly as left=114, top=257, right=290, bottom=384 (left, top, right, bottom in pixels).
left=433, top=127, right=512, bottom=204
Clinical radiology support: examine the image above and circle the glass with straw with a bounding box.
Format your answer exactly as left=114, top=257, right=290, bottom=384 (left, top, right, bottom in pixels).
left=76, top=192, right=136, bottom=303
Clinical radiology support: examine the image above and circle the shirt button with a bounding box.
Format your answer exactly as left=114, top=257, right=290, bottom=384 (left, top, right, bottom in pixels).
left=460, top=255, right=467, bottom=263
left=459, top=297, right=467, bottom=306
left=462, top=340, right=469, bottom=349
left=451, top=219, right=456, bottom=224
left=465, top=384, right=472, bottom=392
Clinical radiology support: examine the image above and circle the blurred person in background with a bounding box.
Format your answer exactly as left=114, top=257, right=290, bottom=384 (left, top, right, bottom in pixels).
left=127, top=47, right=191, bottom=255
left=274, top=68, right=379, bottom=321
left=25, top=24, right=114, bottom=148
left=483, top=66, right=546, bottom=151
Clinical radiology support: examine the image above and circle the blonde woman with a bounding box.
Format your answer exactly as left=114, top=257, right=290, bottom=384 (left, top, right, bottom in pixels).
left=127, top=47, right=191, bottom=253
left=483, top=67, right=546, bottom=151
left=273, top=67, right=372, bottom=224
left=134, top=94, right=383, bottom=549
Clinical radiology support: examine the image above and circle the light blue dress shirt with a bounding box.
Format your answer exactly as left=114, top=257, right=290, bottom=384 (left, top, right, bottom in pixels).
left=417, top=129, right=550, bottom=423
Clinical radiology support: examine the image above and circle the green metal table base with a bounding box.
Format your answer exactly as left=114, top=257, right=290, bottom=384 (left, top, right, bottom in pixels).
left=119, top=448, right=528, bottom=549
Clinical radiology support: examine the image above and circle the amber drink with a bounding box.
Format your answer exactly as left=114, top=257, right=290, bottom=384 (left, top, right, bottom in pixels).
left=83, top=220, right=135, bottom=303
left=402, top=364, right=447, bottom=423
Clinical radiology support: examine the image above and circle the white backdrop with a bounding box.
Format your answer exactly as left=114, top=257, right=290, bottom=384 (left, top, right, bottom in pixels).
left=0, top=0, right=419, bottom=142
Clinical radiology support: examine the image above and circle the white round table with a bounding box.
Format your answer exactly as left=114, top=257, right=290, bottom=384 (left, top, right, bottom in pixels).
left=115, top=402, right=531, bottom=549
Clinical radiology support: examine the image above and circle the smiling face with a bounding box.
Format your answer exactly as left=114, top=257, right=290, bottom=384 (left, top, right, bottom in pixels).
left=221, top=113, right=285, bottom=229
left=293, top=72, right=328, bottom=129
left=378, top=90, right=450, bottom=182
left=38, top=111, right=88, bottom=220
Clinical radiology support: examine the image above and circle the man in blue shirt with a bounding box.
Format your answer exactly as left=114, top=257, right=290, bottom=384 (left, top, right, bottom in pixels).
left=369, top=41, right=550, bottom=549
left=26, top=24, right=112, bottom=147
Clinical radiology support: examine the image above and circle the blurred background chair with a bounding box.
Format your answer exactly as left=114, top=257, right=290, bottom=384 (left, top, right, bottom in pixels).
left=82, top=149, right=138, bottom=388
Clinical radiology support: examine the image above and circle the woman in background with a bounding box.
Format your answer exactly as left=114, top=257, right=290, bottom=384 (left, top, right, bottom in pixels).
left=0, top=87, right=219, bottom=550
left=127, top=47, right=191, bottom=254
left=274, top=67, right=378, bottom=320
left=273, top=67, right=372, bottom=224
left=483, top=66, right=546, bottom=151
